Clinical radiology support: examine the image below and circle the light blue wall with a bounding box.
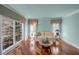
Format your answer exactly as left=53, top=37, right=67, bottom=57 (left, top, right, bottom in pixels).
left=8, top=4, right=79, bottom=18
left=38, top=18, right=52, bottom=32
left=26, top=18, right=53, bottom=36
left=62, top=13, right=79, bottom=48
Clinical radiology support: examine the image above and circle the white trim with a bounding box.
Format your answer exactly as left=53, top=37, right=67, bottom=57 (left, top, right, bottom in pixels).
left=2, top=39, right=23, bottom=55
left=0, top=15, right=3, bottom=54
left=64, top=9, right=79, bottom=17
left=0, top=15, right=24, bottom=55
left=62, top=38, right=79, bottom=49
left=13, top=20, right=16, bottom=44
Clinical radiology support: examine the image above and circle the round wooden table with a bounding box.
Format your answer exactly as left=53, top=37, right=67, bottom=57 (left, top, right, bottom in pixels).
left=40, top=41, right=53, bottom=55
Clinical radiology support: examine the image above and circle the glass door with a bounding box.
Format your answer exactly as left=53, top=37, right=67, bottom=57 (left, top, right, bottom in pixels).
left=2, top=17, right=13, bottom=50
left=0, top=15, right=24, bottom=54
left=15, top=21, right=22, bottom=42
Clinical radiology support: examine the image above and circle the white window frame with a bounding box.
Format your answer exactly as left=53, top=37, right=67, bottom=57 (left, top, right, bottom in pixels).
left=0, top=15, right=24, bottom=54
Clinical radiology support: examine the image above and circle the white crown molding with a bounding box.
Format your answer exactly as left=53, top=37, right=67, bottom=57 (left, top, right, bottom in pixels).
left=63, top=9, right=79, bottom=17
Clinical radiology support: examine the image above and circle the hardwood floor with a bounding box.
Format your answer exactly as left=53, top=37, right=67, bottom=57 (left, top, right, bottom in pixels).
left=61, top=40, right=79, bottom=55
left=6, top=38, right=79, bottom=55
left=32, top=39, right=79, bottom=55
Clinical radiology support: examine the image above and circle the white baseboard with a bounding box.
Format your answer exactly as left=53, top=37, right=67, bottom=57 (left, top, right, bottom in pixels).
left=62, top=38, right=79, bottom=49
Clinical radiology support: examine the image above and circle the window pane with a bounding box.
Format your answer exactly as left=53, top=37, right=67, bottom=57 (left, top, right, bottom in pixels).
left=52, top=23, right=60, bottom=36
left=15, top=21, right=22, bottom=42
left=2, top=18, right=13, bottom=50
left=30, top=22, right=37, bottom=37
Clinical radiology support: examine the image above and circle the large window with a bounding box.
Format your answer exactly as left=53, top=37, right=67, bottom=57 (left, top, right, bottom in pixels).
left=2, top=17, right=13, bottom=50
left=52, top=23, right=60, bottom=37
left=30, top=23, right=36, bottom=37
left=51, top=19, right=62, bottom=36
left=29, top=20, right=38, bottom=38
left=29, top=20, right=38, bottom=51
left=53, top=23, right=60, bottom=32
left=0, top=15, right=24, bottom=54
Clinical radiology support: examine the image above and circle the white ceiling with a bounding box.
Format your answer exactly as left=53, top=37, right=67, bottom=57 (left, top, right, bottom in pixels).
left=3, top=4, right=79, bottom=19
